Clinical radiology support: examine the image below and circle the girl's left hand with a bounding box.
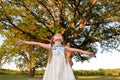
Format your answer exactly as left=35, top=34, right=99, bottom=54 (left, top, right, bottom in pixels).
left=86, top=51, right=94, bottom=57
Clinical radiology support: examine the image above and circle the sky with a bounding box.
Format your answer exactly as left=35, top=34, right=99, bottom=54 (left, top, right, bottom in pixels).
left=0, top=36, right=120, bottom=70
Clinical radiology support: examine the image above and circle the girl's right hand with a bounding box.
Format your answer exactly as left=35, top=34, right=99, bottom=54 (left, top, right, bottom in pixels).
left=85, top=51, right=94, bottom=57
left=16, top=40, right=25, bottom=45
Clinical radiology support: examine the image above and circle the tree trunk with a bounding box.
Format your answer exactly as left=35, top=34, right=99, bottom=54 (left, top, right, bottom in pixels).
left=28, top=67, right=36, bottom=77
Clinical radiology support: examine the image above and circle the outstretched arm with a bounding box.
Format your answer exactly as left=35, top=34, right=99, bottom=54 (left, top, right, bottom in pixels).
left=65, top=46, right=94, bottom=57
left=16, top=40, right=51, bottom=50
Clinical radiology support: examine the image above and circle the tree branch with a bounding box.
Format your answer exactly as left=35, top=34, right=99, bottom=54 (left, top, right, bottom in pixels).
left=21, top=2, right=47, bottom=26
left=36, top=0, right=56, bottom=27
left=20, top=1, right=54, bottom=35
left=81, top=33, right=120, bottom=47
left=1, top=4, right=50, bottom=42
left=57, top=0, right=65, bottom=27
left=78, top=0, right=97, bottom=30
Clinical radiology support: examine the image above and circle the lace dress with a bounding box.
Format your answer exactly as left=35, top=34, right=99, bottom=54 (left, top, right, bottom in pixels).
left=43, top=45, right=76, bottom=80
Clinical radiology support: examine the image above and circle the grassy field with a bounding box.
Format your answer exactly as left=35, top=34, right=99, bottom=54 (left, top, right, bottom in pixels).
left=79, top=76, right=120, bottom=80
left=0, top=75, right=120, bottom=80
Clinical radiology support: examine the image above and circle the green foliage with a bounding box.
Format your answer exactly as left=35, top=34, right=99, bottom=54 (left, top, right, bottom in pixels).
left=1, top=68, right=120, bottom=77
left=0, top=69, right=28, bottom=75
left=0, top=0, right=119, bottom=72
left=34, top=69, right=45, bottom=76
left=74, top=68, right=120, bottom=77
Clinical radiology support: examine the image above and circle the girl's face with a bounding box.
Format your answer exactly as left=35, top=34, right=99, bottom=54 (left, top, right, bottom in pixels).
left=53, top=33, right=63, bottom=43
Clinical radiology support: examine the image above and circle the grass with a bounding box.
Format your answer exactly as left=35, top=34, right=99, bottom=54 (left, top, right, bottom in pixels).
left=0, top=75, right=42, bottom=80
left=0, top=75, right=120, bottom=80
left=79, top=76, right=120, bottom=80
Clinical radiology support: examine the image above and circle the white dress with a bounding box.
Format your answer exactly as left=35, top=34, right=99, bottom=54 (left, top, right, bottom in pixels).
left=43, top=45, right=76, bottom=80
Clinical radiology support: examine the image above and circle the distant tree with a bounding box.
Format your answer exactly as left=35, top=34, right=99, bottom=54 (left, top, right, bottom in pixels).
left=0, top=0, right=119, bottom=76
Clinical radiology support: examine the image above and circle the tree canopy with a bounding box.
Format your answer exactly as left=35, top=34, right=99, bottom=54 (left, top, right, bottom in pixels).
left=0, top=0, right=120, bottom=74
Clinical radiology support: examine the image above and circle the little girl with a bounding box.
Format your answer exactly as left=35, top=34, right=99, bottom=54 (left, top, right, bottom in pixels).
left=17, top=33, right=93, bottom=80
